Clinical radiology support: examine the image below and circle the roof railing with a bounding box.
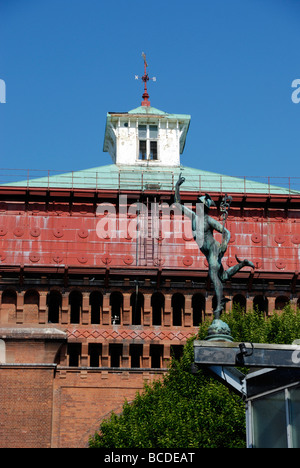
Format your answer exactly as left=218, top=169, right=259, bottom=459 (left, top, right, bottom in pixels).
left=0, top=168, right=299, bottom=195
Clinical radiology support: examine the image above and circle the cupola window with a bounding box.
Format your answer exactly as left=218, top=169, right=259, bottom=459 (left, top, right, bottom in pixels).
left=138, top=124, right=158, bottom=161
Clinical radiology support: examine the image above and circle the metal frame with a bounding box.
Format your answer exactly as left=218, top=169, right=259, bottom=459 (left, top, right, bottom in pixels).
left=246, top=379, right=300, bottom=448
left=194, top=340, right=300, bottom=448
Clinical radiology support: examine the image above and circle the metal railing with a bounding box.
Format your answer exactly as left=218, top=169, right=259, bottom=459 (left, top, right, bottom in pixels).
left=0, top=167, right=299, bottom=195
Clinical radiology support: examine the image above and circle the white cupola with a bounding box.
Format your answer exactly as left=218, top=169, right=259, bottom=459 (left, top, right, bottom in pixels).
left=103, top=54, right=191, bottom=167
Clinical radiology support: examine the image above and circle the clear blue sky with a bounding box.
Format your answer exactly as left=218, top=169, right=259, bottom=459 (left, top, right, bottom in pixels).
left=1, top=0, right=300, bottom=182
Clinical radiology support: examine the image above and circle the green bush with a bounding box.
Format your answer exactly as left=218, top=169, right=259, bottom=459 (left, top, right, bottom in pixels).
left=222, top=304, right=300, bottom=345
left=89, top=305, right=300, bottom=449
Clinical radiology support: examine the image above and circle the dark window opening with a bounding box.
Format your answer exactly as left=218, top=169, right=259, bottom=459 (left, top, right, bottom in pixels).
left=68, top=343, right=81, bottom=367
left=47, top=291, right=62, bottom=324
left=233, top=294, right=246, bottom=311
left=110, top=344, right=123, bottom=368
left=139, top=140, right=147, bottom=160
left=253, top=295, right=268, bottom=314
left=24, top=290, right=39, bottom=306
left=149, top=141, right=157, bottom=160
left=69, top=291, right=82, bottom=324
left=89, top=343, right=102, bottom=367
left=131, top=292, right=144, bottom=325
left=150, top=344, right=163, bottom=369
left=170, top=345, right=184, bottom=361
left=275, top=296, right=289, bottom=311
left=130, top=344, right=143, bottom=368
left=192, top=294, right=205, bottom=326
left=110, top=292, right=123, bottom=325
left=90, top=291, right=102, bottom=324
left=138, top=124, right=158, bottom=161
left=2, top=290, right=17, bottom=305
left=172, top=293, right=184, bottom=326
left=152, top=292, right=164, bottom=326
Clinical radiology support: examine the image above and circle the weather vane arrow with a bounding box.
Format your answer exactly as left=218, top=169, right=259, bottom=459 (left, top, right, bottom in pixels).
left=135, top=52, right=156, bottom=107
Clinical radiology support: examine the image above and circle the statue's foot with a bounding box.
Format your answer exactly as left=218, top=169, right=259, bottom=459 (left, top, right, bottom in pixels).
left=221, top=297, right=230, bottom=307
left=235, top=255, right=254, bottom=269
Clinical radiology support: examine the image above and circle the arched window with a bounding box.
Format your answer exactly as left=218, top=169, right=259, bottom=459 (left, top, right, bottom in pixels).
left=275, top=296, right=289, bottom=311
left=131, top=292, right=144, bottom=325
left=192, top=293, right=205, bottom=326
left=69, top=290, right=82, bottom=324
left=1, top=290, right=17, bottom=324
left=2, top=289, right=17, bottom=306
left=253, top=295, right=268, bottom=314
left=110, top=291, right=123, bottom=325
left=47, top=290, right=62, bottom=323
left=232, top=294, right=246, bottom=311
left=24, top=290, right=40, bottom=323
left=172, top=293, right=185, bottom=326
left=90, top=291, right=103, bottom=324
left=151, top=292, right=164, bottom=326
left=24, top=289, right=39, bottom=306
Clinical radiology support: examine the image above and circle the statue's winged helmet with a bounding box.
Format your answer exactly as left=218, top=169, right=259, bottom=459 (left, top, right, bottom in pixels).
left=197, top=193, right=216, bottom=209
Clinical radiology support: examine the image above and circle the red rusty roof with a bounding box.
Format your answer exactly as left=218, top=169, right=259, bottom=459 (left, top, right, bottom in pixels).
left=0, top=179, right=299, bottom=275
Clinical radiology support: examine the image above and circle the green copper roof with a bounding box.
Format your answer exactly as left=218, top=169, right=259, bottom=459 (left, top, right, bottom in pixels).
left=4, top=164, right=299, bottom=195
left=127, top=106, right=191, bottom=121
left=128, top=106, right=168, bottom=115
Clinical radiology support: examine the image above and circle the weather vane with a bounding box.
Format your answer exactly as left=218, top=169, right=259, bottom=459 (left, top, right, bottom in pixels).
left=135, top=52, right=156, bottom=107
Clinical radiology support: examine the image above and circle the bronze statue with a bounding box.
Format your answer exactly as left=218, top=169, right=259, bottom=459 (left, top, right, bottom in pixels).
left=175, top=173, right=254, bottom=320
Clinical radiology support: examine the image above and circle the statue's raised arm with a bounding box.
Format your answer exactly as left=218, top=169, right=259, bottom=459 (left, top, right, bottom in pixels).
left=174, top=173, right=195, bottom=221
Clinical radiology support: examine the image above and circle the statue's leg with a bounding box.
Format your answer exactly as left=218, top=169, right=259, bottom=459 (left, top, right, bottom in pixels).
left=209, top=266, right=224, bottom=320
left=222, top=256, right=254, bottom=281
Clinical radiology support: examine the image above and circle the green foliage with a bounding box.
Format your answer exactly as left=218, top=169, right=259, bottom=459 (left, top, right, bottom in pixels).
left=89, top=339, right=245, bottom=448
left=222, top=303, right=300, bottom=345
left=89, top=305, right=300, bottom=449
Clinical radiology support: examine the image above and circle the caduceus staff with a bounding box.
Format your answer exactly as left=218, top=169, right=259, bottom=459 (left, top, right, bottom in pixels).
left=220, top=193, right=232, bottom=241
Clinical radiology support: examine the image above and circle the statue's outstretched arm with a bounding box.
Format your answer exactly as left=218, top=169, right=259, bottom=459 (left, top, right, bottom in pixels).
left=174, top=173, right=195, bottom=221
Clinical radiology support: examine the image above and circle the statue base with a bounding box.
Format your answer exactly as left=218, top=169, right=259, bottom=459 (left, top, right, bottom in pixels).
left=205, top=319, right=233, bottom=342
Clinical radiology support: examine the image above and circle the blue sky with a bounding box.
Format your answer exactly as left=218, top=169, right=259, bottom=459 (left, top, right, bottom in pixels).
left=1, top=0, right=300, bottom=184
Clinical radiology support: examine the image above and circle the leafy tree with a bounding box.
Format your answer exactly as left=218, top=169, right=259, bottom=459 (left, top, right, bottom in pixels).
left=221, top=304, right=300, bottom=345
left=89, top=305, right=300, bottom=449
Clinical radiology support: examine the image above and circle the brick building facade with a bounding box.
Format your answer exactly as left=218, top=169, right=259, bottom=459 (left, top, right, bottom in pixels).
left=0, top=99, right=299, bottom=447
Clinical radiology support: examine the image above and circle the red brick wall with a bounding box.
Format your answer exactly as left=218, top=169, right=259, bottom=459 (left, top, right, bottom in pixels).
left=0, top=366, right=55, bottom=448
left=0, top=365, right=165, bottom=448
left=51, top=368, right=165, bottom=448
